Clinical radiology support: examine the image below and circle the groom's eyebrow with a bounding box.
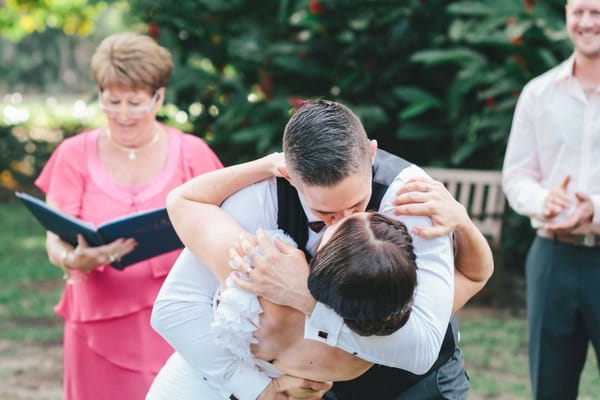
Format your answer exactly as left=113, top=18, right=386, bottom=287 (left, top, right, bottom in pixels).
left=313, top=197, right=368, bottom=215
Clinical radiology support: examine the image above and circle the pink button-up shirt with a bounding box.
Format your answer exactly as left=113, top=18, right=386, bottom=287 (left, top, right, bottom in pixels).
left=503, top=55, right=600, bottom=233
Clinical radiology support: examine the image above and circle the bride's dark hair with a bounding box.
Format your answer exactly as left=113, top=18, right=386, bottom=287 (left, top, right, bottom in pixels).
left=308, top=212, right=418, bottom=336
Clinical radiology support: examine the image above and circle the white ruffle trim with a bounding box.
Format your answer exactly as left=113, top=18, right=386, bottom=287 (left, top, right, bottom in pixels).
left=211, top=229, right=298, bottom=365
left=212, top=279, right=262, bottom=361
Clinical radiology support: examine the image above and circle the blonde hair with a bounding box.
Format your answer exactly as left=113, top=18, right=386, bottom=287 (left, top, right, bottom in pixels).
left=91, top=32, right=173, bottom=92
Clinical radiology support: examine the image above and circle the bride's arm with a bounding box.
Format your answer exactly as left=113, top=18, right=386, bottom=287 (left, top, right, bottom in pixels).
left=166, top=152, right=284, bottom=284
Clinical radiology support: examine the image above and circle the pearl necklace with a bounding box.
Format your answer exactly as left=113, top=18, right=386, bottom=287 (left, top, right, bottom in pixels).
left=105, top=126, right=161, bottom=161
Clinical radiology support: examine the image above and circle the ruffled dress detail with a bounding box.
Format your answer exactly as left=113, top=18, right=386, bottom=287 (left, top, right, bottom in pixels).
left=211, top=230, right=297, bottom=377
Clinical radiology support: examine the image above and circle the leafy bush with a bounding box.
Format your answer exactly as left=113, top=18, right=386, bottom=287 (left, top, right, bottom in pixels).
left=0, top=97, right=97, bottom=199
left=128, top=0, right=462, bottom=165
left=0, top=0, right=572, bottom=274
left=405, top=0, right=568, bottom=260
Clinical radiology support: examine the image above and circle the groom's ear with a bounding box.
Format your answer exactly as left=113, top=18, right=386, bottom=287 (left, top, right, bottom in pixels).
left=279, top=165, right=292, bottom=183
left=370, top=139, right=378, bottom=165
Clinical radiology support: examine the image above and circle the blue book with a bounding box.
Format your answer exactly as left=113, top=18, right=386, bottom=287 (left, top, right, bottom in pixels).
left=16, top=192, right=183, bottom=270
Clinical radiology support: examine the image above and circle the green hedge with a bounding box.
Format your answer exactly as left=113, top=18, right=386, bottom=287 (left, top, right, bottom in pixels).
left=0, top=0, right=570, bottom=272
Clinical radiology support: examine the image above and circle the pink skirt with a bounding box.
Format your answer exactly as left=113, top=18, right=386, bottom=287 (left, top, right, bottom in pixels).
left=63, top=307, right=173, bottom=400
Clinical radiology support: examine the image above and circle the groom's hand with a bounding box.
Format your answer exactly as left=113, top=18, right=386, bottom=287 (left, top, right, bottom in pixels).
left=229, top=229, right=317, bottom=315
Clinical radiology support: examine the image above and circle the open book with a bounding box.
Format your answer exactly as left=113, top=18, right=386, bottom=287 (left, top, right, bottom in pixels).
left=16, top=192, right=184, bottom=270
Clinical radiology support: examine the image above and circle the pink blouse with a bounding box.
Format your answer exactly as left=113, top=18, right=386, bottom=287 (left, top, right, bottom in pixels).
left=36, top=125, right=223, bottom=323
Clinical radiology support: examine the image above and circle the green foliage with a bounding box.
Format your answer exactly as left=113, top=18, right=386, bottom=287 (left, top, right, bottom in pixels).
left=127, top=0, right=461, bottom=165
left=0, top=3, right=140, bottom=95
left=0, top=0, right=111, bottom=41
left=0, top=0, right=575, bottom=272
left=405, top=0, right=569, bottom=259
left=0, top=97, right=105, bottom=197
left=122, top=0, right=568, bottom=170
left=407, top=0, right=569, bottom=169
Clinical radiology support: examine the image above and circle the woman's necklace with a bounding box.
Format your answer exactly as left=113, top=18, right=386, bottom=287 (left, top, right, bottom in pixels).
left=105, top=126, right=161, bottom=161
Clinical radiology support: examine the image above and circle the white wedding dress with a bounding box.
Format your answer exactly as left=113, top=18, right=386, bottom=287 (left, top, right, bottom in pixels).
left=146, top=230, right=295, bottom=399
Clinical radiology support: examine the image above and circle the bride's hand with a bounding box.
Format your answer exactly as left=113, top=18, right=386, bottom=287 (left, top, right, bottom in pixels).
left=268, top=375, right=331, bottom=400
left=392, top=176, right=468, bottom=238
left=262, top=152, right=286, bottom=178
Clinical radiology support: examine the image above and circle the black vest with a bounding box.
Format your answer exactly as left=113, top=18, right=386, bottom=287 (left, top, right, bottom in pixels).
left=276, top=149, right=458, bottom=400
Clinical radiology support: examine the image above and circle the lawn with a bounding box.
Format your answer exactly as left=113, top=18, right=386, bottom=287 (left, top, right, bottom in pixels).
left=0, top=199, right=63, bottom=343
left=457, top=309, right=599, bottom=399
left=1, top=199, right=598, bottom=399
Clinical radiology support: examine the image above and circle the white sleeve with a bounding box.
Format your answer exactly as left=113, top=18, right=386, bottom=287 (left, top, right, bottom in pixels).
left=151, top=179, right=279, bottom=400
left=303, top=167, right=454, bottom=374
left=502, top=84, right=548, bottom=220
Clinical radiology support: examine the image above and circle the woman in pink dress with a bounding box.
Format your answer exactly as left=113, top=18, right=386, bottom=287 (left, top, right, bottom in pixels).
left=35, top=32, right=222, bottom=399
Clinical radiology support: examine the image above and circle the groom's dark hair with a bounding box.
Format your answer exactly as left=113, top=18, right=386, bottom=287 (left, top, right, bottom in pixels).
left=283, top=100, right=372, bottom=187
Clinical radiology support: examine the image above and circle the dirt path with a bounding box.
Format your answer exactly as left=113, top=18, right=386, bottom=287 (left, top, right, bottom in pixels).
left=0, top=340, right=62, bottom=400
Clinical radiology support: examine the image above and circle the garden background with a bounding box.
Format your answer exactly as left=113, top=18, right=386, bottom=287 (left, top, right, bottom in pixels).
left=0, top=0, right=598, bottom=398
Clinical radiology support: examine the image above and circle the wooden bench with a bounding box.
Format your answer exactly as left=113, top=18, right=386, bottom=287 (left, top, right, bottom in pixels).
left=424, top=167, right=513, bottom=306
left=424, top=167, right=506, bottom=247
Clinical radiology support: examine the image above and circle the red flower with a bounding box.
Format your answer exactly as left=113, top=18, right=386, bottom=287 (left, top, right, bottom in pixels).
left=486, top=97, right=497, bottom=109
left=512, top=54, right=526, bottom=69
left=259, top=74, right=274, bottom=100
left=507, top=17, right=517, bottom=26
left=211, top=34, right=222, bottom=46
left=289, top=97, right=308, bottom=110
left=308, top=0, right=325, bottom=15
left=524, top=0, right=535, bottom=13
left=147, top=23, right=160, bottom=40
left=511, top=36, right=522, bottom=45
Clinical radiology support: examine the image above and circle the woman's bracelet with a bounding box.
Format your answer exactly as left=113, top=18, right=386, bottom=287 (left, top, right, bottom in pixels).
left=59, top=248, right=90, bottom=284
left=58, top=249, right=73, bottom=282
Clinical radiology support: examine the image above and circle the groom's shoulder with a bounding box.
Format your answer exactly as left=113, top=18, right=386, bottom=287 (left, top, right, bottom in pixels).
left=373, top=148, right=415, bottom=185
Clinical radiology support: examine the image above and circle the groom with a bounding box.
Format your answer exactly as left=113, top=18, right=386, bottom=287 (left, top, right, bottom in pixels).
left=153, top=100, right=493, bottom=399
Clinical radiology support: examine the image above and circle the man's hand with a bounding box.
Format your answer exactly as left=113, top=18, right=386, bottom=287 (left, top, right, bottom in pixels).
left=393, top=176, right=469, bottom=238
left=543, top=175, right=573, bottom=220
left=544, top=191, right=594, bottom=232
left=258, top=375, right=331, bottom=400
left=229, top=230, right=317, bottom=315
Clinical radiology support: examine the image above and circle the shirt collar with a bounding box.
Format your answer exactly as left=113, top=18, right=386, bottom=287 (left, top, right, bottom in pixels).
left=553, top=54, right=576, bottom=83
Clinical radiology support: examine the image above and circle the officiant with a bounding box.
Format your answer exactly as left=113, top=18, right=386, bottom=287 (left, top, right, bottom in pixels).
left=35, top=31, right=222, bottom=400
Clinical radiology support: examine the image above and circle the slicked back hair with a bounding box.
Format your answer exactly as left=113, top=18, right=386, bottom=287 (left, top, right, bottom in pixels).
left=91, top=32, right=173, bottom=93
left=283, top=100, right=372, bottom=186
left=308, top=212, right=418, bottom=336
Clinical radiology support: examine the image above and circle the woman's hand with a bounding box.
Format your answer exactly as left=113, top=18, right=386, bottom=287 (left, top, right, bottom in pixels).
left=393, top=176, right=469, bottom=238
left=64, top=234, right=137, bottom=273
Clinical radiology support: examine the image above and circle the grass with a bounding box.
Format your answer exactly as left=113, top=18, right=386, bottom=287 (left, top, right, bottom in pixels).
left=0, top=200, right=63, bottom=342
left=1, top=199, right=598, bottom=398
left=458, top=310, right=600, bottom=399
